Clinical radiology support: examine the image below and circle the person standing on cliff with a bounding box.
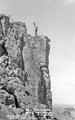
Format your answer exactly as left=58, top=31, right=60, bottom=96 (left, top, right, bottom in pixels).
left=33, top=22, right=38, bottom=36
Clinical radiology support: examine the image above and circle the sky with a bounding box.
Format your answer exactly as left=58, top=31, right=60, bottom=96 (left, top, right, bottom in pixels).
left=0, top=0, right=75, bottom=105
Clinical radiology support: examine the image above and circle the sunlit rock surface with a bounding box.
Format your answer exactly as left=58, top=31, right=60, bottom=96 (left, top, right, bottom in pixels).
left=0, top=14, right=52, bottom=120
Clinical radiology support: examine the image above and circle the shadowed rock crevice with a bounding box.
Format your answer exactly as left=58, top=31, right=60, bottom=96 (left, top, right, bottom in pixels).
left=38, top=66, right=47, bottom=105
left=0, top=42, right=8, bottom=56
left=1, top=86, right=20, bottom=108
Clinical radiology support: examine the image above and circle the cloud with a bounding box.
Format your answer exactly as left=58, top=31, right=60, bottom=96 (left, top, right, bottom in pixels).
left=65, top=0, right=75, bottom=4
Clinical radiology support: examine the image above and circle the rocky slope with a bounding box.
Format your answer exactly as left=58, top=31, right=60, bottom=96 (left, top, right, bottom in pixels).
left=0, top=14, right=52, bottom=120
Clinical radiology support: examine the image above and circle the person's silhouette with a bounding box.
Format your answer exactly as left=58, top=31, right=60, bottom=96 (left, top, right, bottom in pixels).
left=33, top=22, right=38, bottom=36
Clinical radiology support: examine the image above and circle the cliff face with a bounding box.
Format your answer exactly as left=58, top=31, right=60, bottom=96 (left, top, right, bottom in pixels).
left=0, top=14, right=52, bottom=119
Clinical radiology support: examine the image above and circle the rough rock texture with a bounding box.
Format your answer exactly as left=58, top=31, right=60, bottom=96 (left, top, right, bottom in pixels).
left=0, top=14, right=52, bottom=120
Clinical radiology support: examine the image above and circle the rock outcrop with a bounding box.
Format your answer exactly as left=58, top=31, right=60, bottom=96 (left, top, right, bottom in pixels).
left=0, top=14, right=52, bottom=120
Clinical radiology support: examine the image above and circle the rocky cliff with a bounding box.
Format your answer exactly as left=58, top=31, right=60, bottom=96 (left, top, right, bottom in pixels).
left=0, top=14, right=52, bottom=120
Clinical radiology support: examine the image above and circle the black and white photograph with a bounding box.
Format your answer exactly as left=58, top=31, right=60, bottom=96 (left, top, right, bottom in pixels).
left=0, top=0, right=75, bottom=120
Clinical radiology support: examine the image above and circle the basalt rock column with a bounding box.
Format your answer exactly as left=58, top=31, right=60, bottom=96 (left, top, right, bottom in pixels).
left=5, top=22, right=27, bottom=70
left=0, top=15, right=9, bottom=57
left=23, top=35, right=52, bottom=110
